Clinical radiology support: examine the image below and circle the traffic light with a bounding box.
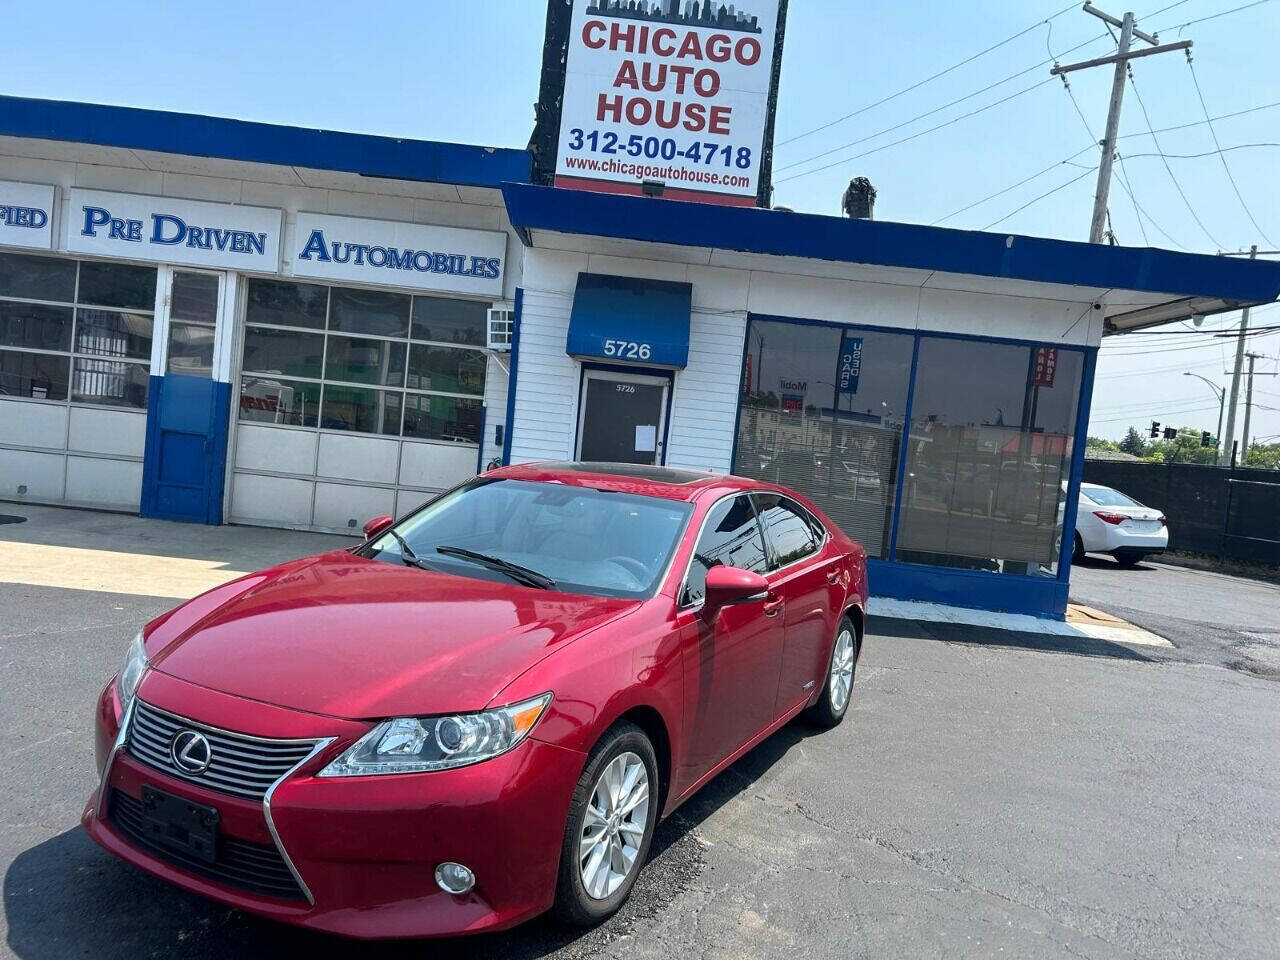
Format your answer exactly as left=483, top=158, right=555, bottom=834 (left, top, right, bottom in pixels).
left=1149, top=420, right=1160, bottom=438
left=1200, top=431, right=1212, bottom=448
left=1163, top=427, right=1177, bottom=440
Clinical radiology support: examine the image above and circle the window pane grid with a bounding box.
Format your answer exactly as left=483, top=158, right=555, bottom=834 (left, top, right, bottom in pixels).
left=0, top=255, right=156, bottom=409
left=238, top=278, right=489, bottom=445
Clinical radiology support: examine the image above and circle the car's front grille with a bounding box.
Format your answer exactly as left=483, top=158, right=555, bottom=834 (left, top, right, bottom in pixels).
left=126, top=700, right=318, bottom=801
left=108, top=789, right=306, bottom=901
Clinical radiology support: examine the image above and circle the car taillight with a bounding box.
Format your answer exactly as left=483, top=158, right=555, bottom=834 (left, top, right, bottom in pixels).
left=1158, top=515, right=1167, bottom=527
left=1094, top=511, right=1128, bottom=525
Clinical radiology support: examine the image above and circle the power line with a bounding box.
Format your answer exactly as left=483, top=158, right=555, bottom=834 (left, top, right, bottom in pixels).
left=1126, top=66, right=1225, bottom=248
left=981, top=166, right=1098, bottom=230
left=931, top=156, right=1091, bottom=224
left=1184, top=58, right=1276, bottom=246
left=1091, top=403, right=1220, bottom=423
left=1152, top=0, right=1277, bottom=33
left=775, top=77, right=1057, bottom=185
left=774, top=0, right=1083, bottom=149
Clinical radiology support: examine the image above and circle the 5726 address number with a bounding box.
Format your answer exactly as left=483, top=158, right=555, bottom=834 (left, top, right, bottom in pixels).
left=602, top=339, right=652, bottom=360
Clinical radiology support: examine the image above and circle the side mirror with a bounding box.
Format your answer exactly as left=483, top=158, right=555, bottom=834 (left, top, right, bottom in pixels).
left=700, top=566, right=769, bottom=622
left=362, top=515, right=394, bottom=540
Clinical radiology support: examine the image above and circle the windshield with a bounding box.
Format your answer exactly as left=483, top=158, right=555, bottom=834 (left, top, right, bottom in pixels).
left=1083, top=486, right=1141, bottom=507
left=367, top=478, right=693, bottom=599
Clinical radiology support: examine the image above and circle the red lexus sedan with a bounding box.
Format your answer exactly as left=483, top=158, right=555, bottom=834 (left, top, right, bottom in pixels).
left=83, top=462, right=867, bottom=939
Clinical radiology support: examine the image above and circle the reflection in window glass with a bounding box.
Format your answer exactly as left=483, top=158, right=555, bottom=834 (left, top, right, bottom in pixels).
left=321, top=385, right=402, bottom=435
left=0, top=349, right=69, bottom=400
left=238, top=377, right=320, bottom=427
left=407, top=344, right=486, bottom=395
left=166, top=322, right=214, bottom=378
left=75, top=309, right=152, bottom=360
left=245, top=279, right=328, bottom=329
left=77, top=262, right=157, bottom=311
left=329, top=287, right=410, bottom=338
left=171, top=272, right=220, bottom=323
left=411, top=296, right=487, bottom=345
left=896, top=340, right=1081, bottom=577
left=325, top=335, right=406, bottom=387
left=402, top=393, right=482, bottom=443
left=71, top=357, right=148, bottom=408
left=754, top=494, right=820, bottom=567
left=683, top=495, right=768, bottom=605
left=0, top=252, right=76, bottom=302
left=241, top=327, right=324, bottom=379
left=734, top=319, right=913, bottom=558
left=0, top=302, right=73, bottom=351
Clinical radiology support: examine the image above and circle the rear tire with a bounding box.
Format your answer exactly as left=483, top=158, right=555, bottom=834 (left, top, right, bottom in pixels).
left=804, top=614, right=858, bottom=729
left=1072, top=533, right=1085, bottom=563
left=553, top=723, right=658, bottom=927
left=1114, top=552, right=1143, bottom=568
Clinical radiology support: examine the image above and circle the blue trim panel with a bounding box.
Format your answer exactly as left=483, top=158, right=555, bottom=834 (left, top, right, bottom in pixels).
left=501, top=288, right=523, bottom=465
left=503, top=184, right=1280, bottom=305
left=868, top=558, right=1065, bottom=619
left=0, top=96, right=531, bottom=189
left=141, top=375, right=231, bottom=525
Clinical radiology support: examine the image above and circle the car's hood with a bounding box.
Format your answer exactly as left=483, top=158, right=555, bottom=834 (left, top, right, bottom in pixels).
left=146, top=551, right=636, bottom=719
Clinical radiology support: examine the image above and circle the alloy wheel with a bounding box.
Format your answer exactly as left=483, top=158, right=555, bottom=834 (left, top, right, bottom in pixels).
left=579, top=751, right=650, bottom=900
left=829, top=627, right=856, bottom=713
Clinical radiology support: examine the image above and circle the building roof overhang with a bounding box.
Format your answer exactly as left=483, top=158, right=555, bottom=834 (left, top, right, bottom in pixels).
left=502, top=184, right=1280, bottom=333
left=0, top=95, right=531, bottom=192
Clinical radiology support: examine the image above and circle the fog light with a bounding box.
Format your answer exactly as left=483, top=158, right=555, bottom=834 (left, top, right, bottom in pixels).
left=435, top=861, right=475, bottom=895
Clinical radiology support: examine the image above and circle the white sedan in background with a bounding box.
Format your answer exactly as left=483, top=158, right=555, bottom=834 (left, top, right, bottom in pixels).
left=1073, top=483, right=1168, bottom=567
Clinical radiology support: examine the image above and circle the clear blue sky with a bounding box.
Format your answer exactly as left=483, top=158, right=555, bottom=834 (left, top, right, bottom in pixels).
left=6, top=0, right=1279, bottom=447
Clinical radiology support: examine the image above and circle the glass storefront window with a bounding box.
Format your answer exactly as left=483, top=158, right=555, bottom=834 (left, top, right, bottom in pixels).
left=0, top=254, right=155, bottom=409
left=895, top=339, right=1081, bottom=577
left=238, top=377, right=321, bottom=427
left=239, top=278, right=489, bottom=444
left=0, top=348, right=69, bottom=400
left=734, top=319, right=914, bottom=559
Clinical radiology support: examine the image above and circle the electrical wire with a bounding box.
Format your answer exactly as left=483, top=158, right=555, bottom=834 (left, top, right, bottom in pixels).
left=1126, top=67, right=1225, bottom=248
left=981, top=166, right=1098, bottom=230
left=774, top=0, right=1083, bottom=149
left=1184, top=58, right=1276, bottom=246
left=1152, top=0, right=1277, bottom=34
left=775, top=78, right=1058, bottom=184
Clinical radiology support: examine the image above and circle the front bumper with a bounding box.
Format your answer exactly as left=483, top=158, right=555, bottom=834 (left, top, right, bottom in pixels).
left=83, top=671, right=584, bottom=939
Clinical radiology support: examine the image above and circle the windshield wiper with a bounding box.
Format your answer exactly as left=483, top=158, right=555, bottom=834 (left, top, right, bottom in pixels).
left=386, top=529, right=428, bottom=569
left=435, top=545, right=556, bottom=590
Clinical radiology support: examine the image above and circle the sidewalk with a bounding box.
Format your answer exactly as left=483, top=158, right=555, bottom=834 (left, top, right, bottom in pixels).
left=0, top=503, right=349, bottom=600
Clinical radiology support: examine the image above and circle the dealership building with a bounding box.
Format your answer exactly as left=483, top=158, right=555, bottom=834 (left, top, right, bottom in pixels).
left=3, top=94, right=1279, bottom=617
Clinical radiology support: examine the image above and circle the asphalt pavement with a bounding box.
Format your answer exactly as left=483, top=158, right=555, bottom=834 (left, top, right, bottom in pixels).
left=1, top=508, right=1278, bottom=959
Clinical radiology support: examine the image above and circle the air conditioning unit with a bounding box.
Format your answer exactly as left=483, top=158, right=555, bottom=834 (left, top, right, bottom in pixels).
left=487, top=305, right=514, bottom=351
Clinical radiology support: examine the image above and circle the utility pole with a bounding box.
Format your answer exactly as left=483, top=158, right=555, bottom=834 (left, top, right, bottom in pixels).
left=1050, top=3, right=1193, bottom=243
left=1222, top=244, right=1258, bottom=464
left=1241, top=352, right=1259, bottom=462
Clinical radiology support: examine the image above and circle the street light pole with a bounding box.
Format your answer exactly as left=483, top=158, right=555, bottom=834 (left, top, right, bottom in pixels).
left=1183, top=371, right=1225, bottom=461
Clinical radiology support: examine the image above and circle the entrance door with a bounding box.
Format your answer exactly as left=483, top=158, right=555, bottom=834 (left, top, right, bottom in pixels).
left=141, top=269, right=231, bottom=524
left=576, top=370, right=669, bottom=465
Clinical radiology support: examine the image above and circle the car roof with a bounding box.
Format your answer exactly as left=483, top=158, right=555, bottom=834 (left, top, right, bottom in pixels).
left=486, top=462, right=777, bottom=502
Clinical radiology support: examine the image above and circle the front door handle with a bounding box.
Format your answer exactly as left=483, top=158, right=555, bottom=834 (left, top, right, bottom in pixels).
left=762, top=591, right=784, bottom=617
left=826, top=566, right=841, bottom=585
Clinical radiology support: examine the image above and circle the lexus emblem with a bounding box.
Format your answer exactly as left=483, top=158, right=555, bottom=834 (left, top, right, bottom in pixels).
left=170, top=730, right=212, bottom=774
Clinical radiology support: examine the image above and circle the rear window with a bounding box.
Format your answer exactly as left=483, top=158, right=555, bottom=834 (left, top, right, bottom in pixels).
left=1083, top=486, right=1141, bottom=507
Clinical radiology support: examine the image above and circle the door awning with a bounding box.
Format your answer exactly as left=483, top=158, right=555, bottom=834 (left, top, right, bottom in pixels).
left=566, top=273, right=693, bottom=368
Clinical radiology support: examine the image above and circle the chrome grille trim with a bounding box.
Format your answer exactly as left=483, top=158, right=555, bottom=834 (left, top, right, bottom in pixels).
left=118, top=698, right=335, bottom=906
left=127, top=700, right=318, bottom=800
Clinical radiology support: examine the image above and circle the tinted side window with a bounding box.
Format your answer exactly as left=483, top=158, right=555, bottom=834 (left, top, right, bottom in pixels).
left=683, top=495, right=769, bottom=605
left=755, top=495, right=820, bottom=569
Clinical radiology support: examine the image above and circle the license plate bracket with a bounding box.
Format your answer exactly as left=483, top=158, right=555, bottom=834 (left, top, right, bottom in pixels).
left=140, top=786, right=219, bottom=864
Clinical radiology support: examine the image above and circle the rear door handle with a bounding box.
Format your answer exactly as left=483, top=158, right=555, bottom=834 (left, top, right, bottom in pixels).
left=825, top=567, right=841, bottom=584
left=762, top=591, right=784, bottom=617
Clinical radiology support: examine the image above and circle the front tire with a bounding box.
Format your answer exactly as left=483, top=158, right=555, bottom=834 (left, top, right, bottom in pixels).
left=553, top=722, right=658, bottom=926
left=804, top=614, right=858, bottom=728
left=1072, top=533, right=1085, bottom=563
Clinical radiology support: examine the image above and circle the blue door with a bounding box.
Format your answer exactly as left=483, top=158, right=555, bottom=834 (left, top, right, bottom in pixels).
left=141, top=270, right=231, bottom=524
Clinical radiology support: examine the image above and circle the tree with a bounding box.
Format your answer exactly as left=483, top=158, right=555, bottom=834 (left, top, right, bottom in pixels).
left=1118, top=426, right=1147, bottom=457
left=1243, top=441, right=1280, bottom=470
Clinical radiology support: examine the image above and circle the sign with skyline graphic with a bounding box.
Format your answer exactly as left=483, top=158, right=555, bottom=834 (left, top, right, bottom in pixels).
left=541, top=0, right=787, bottom=207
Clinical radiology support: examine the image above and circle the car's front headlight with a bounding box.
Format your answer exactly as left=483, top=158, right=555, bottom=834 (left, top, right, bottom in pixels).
left=117, top=631, right=148, bottom=713
left=317, top=693, right=553, bottom=777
